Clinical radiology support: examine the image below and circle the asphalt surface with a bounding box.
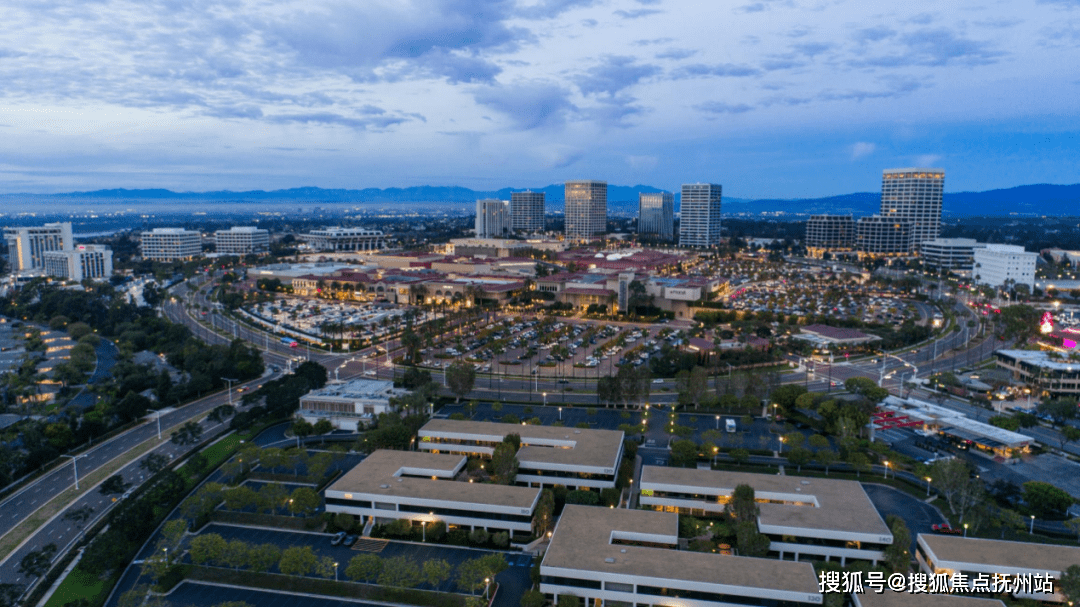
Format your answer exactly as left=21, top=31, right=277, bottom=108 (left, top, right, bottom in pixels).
left=862, top=483, right=946, bottom=555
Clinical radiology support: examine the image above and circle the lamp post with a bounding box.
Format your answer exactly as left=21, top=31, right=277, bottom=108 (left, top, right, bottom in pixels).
left=558, top=407, right=562, bottom=421
left=543, top=392, right=547, bottom=406
left=151, top=410, right=163, bottom=439
left=778, top=435, right=784, bottom=455
left=163, top=547, right=169, bottom=566
left=422, top=520, right=427, bottom=543
left=61, top=454, right=84, bottom=490
left=222, top=377, right=239, bottom=407
left=883, top=461, right=889, bottom=479
left=963, top=523, right=968, bottom=538
left=1030, top=515, right=1036, bottom=534
left=485, top=577, right=491, bottom=601
left=715, top=415, right=720, bottom=430
left=335, top=561, right=339, bottom=581
left=925, top=476, right=932, bottom=497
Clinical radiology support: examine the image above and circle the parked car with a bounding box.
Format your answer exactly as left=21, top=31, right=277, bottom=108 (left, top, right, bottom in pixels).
left=344, top=535, right=358, bottom=547
left=931, top=524, right=963, bottom=535
left=330, top=531, right=347, bottom=546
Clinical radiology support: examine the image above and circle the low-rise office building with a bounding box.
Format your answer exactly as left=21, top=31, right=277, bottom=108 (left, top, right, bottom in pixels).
left=973, top=244, right=1037, bottom=289
left=324, top=450, right=540, bottom=538
left=140, top=228, right=202, bottom=261
left=418, top=419, right=624, bottom=490
left=852, top=591, right=1005, bottom=607
left=42, top=244, right=113, bottom=281
left=994, top=349, right=1080, bottom=398
left=214, top=226, right=270, bottom=255
left=297, top=379, right=399, bottom=431
left=3, top=222, right=73, bottom=271
left=917, top=534, right=1075, bottom=603
left=301, top=227, right=385, bottom=252
left=541, top=505, right=823, bottom=607
left=920, top=238, right=984, bottom=272
left=639, top=467, right=893, bottom=566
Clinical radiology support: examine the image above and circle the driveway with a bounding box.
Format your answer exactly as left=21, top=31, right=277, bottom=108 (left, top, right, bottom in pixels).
left=862, top=483, right=946, bottom=554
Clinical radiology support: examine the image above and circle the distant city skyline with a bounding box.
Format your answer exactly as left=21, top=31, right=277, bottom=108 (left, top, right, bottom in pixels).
left=2, top=1, right=1079, bottom=198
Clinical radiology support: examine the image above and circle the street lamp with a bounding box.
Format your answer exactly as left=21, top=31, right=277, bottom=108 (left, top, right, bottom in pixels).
left=485, top=577, right=491, bottom=601
left=422, top=520, right=427, bottom=542
left=1030, top=515, right=1036, bottom=534
left=543, top=392, right=547, bottom=406
left=925, top=476, right=932, bottom=497
left=715, top=415, right=720, bottom=430
left=963, top=523, right=968, bottom=538
left=61, top=454, right=85, bottom=490
left=335, top=561, right=339, bottom=581
left=883, top=461, right=889, bottom=479
left=558, top=407, right=562, bottom=421
left=778, top=435, right=784, bottom=455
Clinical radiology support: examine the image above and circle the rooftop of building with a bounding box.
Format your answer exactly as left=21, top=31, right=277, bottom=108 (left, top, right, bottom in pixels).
left=640, top=467, right=891, bottom=538
left=326, top=450, right=540, bottom=509
left=217, top=226, right=266, bottom=233
left=919, top=534, right=1080, bottom=574
left=543, top=505, right=820, bottom=596
left=854, top=591, right=1005, bottom=607
left=977, top=244, right=1031, bottom=254
left=880, top=396, right=1032, bottom=448
left=419, top=419, right=624, bottom=471
left=302, top=379, right=396, bottom=400
left=144, top=228, right=198, bottom=234
left=920, top=238, right=981, bottom=247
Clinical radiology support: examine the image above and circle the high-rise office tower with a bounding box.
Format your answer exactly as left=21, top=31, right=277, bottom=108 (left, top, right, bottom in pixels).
left=880, top=168, right=944, bottom=253
left=564, top=181, right=607, bottom=239
left=805, top=215, right=855, bottom=257
left=856, top=216, right=911, bottom=256
left=511, top=191, right=545, bottom=233
left=475, top=199, right=511, bottom=238
left=3, top=222, right=74, bottom=272
left=679, top=183, right=722, bottom=247
left=638, top=192, right=674, bottom=240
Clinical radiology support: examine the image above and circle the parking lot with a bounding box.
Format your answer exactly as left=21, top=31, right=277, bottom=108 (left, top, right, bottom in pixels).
left=187, top=523, right=531, bottom=607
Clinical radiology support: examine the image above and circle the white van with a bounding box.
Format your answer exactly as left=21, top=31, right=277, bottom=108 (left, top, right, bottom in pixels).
left=725, top=418, right=737, bottom=433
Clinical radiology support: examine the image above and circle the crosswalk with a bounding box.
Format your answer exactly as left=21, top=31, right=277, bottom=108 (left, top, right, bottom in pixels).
left=352, top=538, right=389, bottom=553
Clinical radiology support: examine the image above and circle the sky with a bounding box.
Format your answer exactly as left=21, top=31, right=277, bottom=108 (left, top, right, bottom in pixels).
left=3, top=0, right=1080, bottom=198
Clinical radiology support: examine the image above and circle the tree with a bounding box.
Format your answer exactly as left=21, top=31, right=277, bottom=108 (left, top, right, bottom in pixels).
left=533, top=489, right=555, bottom=537
left=18, top=543, right=57, bottom=578
left=884, top=515, right=911, bottom=573
left=221, top=539, right=250, bottom=570
left=446, top=360, right=477, bottom=402
left=288, top=486, right=320, bottom=516
left=247, top=543, right=281, bottom=573
left=734, top=520, right=770, bottom=557
left=847, top=452, right=870, bottom=478
left=1062, top=426, right=1080, bottom=451
left=171, top=421, right=203, bottom=446
left=786, top=447, right=812, bottom=472
left=208, top=404, right=236, bottom=424
left=346, top=554, right=383, bottom=583
left=316, top=556, right=337, bottom=579
left=278, top=545, right=317, bottom=576
left=1023, top=481, right=1075, bottom=519
left=140, top=453, right=169, bottom=475
left=814, top=448, right=838, bottom=475
left=490, top=442, right=519, bottom=485
left=565, top=490, right=599, bottom=505
left=843, top=377, right=889, bottom=404
left=521, top=589, right=546, bottom=607
left=190, top=533, right=227, bottom=565
left=669, top=439, right=698, bottom=467
left=423, top=559, right=452, bottom=588
left=99, top=474, right=129, bottom=496
left=63, top=505, right=95, bottom=526
left=1038, top=398, right=1078, bottom=426
left=730, top=448, right=750, bottom=466
left=932, top=459, right=986, bottom=522
left=1061, top=564, right=1080, bottom=604
left=378, top=556, right=421, bottom=588
left=726, top=484, right=759, bottom=522
left=291, top=419, right=314, bottom=443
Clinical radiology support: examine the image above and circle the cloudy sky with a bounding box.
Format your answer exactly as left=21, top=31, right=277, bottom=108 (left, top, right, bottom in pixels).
left=2, top=0, right=1080, bottom=197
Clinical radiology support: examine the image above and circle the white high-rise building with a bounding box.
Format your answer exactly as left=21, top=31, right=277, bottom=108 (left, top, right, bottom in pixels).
left=880, top=168, right=944, bottom=253
left=564, top=181, right=607, bottom=239
left=3, top=222, right=74, bottom=271
left=638, top=192, right=674, bottom=240
left=679, top=183, right=722, bottom=247
left=475, top=199, right=511, bottom=238
left=510, top=191, right=545, bottom=233
left=214, top=226, right=269, bottom=255
left=973, top=244, right=1037, bottom=288
left=140, top=228, right=202, bottom=261
left=43, top=245, right=113, bottom=282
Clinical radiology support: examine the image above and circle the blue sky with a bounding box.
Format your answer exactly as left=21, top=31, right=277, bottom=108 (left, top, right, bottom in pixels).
left=2, top=0, right=1080, bottom=197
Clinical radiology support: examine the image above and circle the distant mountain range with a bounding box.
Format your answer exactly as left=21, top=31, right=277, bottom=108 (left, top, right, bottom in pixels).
left=6, top=182, right=1080, bottom=216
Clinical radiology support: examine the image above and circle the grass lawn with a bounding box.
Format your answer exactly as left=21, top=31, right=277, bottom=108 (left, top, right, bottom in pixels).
left=43, top=568, right=112, bottom=607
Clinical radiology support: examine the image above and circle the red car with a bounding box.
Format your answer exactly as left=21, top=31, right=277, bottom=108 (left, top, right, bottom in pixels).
left=932, top=523, right=963, bottom=535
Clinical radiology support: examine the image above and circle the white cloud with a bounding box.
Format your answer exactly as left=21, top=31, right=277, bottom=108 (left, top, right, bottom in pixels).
left=914, top=154, right=943, bottom=167
left=851, top=142, right=876, bottom=159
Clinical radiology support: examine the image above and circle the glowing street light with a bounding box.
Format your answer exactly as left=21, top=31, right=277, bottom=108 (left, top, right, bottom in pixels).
left=925, top=477, right=932, bottom=497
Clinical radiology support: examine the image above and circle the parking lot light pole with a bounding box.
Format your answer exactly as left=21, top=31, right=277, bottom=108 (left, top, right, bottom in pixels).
left=882, top=461, right=889, bottom=479
left=558, top=407, right=562, bottom=421
left=335, top=561, right=339, bottom=581
left=926, top=476, right=932, bottom=496
left=543, top=392, right=547, bottom=406
left=61, top=454, right=84, bottom=490
left=963, top=523, right=968, bottom=538
left=1030, top=515, right=1036, bottom=534
left=422, top=520, right=427, bottom=542
left=485, top=578, right=491, bottom=601
left=715, top=415, right=720, bottom=430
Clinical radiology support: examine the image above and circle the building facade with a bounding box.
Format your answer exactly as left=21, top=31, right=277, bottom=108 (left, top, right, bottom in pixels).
left=679, top=183, right=722, bottom=247
left=856, top=216, right=911, bottom=256
left=880, top=168, right=944, bottom=253
left=511, top=191, right=545, bottom=233
left=920, top=238, right=984, bottom=272
left=300, top=227, right=385, bottom=252
left=297, top=379, right=399, bottom=431
left=42, top=245, right=113, bottom=281
left=475, top=199, right=511, bottom=238
left=973, top=244, right=1037, bottom=288
left=638, top=192, right=674, bottom=240
left=995, top=350, right=1080, bottom=398
left=140, top=228, right=202, bottom=261
left=3, top=222, right=74, bottom=271
left=214, top=226, right=270, bottom=255
left=564, top=181, right=607, bottom=239
left=805, top=215, right=855, bottom=257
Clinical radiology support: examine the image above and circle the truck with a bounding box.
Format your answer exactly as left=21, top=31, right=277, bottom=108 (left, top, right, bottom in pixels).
left=725, top=418, right=737, bottom=433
